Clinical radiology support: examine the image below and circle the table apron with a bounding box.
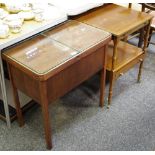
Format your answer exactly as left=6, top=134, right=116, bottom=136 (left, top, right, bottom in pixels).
left=114, top=20, right=150, bottom=40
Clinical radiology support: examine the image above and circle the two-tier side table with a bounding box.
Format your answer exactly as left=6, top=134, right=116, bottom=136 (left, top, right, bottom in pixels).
left=75, top=4, right=153, bottom=105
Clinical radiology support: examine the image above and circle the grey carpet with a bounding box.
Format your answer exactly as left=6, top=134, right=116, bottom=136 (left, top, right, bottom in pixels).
left=0, top=34, right=155, bottom=151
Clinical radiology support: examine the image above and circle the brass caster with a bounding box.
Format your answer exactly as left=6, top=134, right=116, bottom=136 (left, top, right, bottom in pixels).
left=137, top=80, right=141, bottom=83
left=106, top=98, right=110, bottom=109
left=107, top=106, right=110, bottom=109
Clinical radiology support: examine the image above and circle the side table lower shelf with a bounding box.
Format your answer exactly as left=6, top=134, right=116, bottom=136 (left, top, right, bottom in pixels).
left=107, top=41, right=144, bottom=79
left=107, top=41, right=143, bottom=71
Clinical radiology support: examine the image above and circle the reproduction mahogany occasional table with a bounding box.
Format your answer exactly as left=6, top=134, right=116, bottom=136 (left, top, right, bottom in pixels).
left=75, top=4, right=153, bottom=105
left=2, top=20, right=111, bottom=149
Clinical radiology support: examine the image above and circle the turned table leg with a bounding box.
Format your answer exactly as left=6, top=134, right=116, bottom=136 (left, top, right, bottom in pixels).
left=108, top=71, right=115, bottom=106
left=137, top=20, right=151, bottom=83
left=138, top=28, right=144, bottom=48
left=108, top=37, right=119, bottom=106
left=137, top=60, right=144, bottom=83
left=39, top=81, right=52, bottom=150
left=100, top=45, right=107, bottom=107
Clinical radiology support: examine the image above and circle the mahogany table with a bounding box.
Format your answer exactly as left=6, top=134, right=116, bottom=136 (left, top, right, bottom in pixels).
left=2, top=20, right=111, bottom=149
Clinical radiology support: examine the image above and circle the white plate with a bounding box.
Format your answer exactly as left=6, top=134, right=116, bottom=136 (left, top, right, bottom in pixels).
left=0, top=24, right=9, bottom=39
left=0, top=8, right=8, bottom=19
left=18, top=11, right=35, bottom=21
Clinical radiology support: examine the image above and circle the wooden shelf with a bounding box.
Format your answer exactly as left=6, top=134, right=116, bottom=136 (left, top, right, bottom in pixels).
left=107, top=41, right=143, bottom=72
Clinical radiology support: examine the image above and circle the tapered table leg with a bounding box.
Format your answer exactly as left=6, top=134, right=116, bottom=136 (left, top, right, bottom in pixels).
left=137, top=20, right=151, bottom=83
left=39, top=81, right=52, bottom=150
left=7, top=64, right=24, bottom=127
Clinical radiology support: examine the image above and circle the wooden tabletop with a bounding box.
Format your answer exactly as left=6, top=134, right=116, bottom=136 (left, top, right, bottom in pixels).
left=3, top=21, right=111, bottom=80
left=75, top=4, right=153, bottom=36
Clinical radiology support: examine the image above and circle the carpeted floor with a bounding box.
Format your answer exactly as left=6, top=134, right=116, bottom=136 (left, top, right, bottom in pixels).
left=0, top=34, right=155, bottom=151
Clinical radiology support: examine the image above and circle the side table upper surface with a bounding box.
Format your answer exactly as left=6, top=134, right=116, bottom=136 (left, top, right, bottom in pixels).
left=75, top=4, right=153, bottom=36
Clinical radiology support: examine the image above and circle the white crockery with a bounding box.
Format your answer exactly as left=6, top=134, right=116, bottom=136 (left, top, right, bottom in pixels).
left=4, top=14, right=23, bottom=33
left=8, top=20, right=22, bottom=33
left=4, top=14, right=24, bottom=24
left=0, top=8, right=8, bottom=20
left=5, top=3, right=22, bottom=13
left=0, top=20, right=3, bottom=24
left=0, top=24, right=9, bottom=39
left=33, top=9, right=44, bottom=22
left=18, top=11, right=34, bottom=21
left=21, top=3, right=32, bottom=12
